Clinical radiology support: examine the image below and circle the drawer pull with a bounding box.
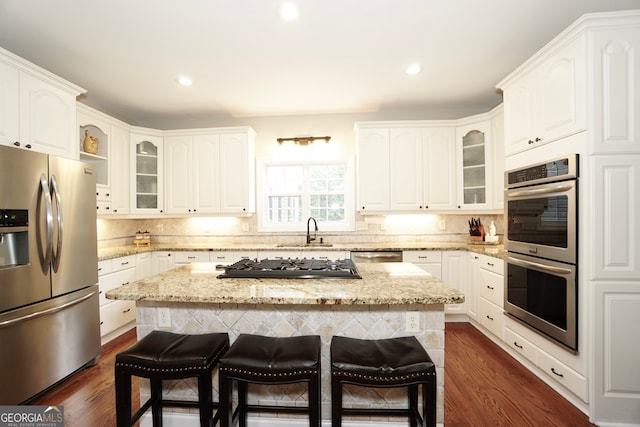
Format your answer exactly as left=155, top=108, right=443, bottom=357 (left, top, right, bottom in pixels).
left=188, top=256, right=196, bottom=259
left=123, top=308, right=131, bottom=314
left=487, top=262, right=495, bottom=267
left=121, top=261, right=129, bottom=266
left=513, top=342, right=523, bottom=349
left=551, top=368, right=564, bottom=378
left=486, top=285, right=494, bottom=290
left=121, top=282, right=129, bottom=286
left=486, top=315, right=494, bottom=321
left=418, top=256, right=427, bottom=259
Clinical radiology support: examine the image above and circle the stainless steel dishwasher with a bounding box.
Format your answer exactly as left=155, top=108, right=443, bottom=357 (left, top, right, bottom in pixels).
left=350, top=251, right=403, bottom=264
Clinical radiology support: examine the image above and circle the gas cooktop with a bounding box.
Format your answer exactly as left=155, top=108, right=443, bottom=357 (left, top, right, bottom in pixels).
left=217, top=258, right=362, bottom=279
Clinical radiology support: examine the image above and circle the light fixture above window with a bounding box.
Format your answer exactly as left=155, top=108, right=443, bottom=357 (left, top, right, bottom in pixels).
left=277, top=136, right=331, bottom=146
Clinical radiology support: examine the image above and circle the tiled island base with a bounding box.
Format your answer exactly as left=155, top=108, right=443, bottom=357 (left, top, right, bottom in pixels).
left=135, top=302, right=445, bottom=426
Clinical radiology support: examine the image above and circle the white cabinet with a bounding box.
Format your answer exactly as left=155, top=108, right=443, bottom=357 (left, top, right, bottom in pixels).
left=403, top=250, right=442, bottom=278
left=131, top=131, right=164, bottom=214
left=136, top=252, right=152, bottom=280
left=357, top=123, right=456, bottom=213
left=490, top=105, right=505, bottom=209
left=164, top=128, right=256, bottom=215
left=19, top=72, right=79, bottom=158
left=77, top=104, right=130, bottom=215
left=0, top=61, right=19, bottom=146
left=476, top=255, right=504, bottom=339
left=109, top=123, right=130, bottom=214
left=152, top=251, right=175, bottom=275
left=466, top=252, right=480, bottom=321
left=455, top=118, right=493, bottom=210
left=500, top=34, right=586, bottom=156
left=174, top=251, right=210, bottom=264
left=441, top=251, right=468, bottom=316
left=355, top=126, right=390, bottom=212
left=98, top=255, right=136, bottom=343
left=389, top=127, right=456, bottom=211
left=0, top=48, right=84, bottom=158
left=219, top=131, right=255, bottom=214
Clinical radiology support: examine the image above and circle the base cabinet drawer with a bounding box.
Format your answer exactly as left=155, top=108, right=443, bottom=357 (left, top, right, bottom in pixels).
left=174, top=251, right=210, bottom=264
left=505, top=327, right=537, bottom=364
left=478, top=268, right=504, bottom=307
left=100, top=300, right=136, bottom=337
left=98, top=267, right=136, bottom=306
left=537, top=348, right=588, bottom=402
left=478, top=298, right=504, bottom=339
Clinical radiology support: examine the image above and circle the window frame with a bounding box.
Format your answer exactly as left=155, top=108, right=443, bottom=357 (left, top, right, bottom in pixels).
left=256, top=157, right=355, bottom=232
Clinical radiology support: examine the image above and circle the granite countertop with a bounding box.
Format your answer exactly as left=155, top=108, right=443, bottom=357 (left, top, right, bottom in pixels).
left=106, top=262, right=465, bottom=306
left=98, top=242, right=505, bottom=261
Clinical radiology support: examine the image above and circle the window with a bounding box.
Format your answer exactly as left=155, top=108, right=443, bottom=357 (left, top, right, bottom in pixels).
left=258, top=159, right=354, bottom=232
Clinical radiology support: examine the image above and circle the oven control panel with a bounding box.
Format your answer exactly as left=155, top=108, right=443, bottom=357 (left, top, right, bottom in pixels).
left=506, top=154, right=578, bottom=188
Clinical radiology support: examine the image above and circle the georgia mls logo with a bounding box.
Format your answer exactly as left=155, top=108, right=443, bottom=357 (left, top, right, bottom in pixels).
left=0, top=405, right=64, bottom=427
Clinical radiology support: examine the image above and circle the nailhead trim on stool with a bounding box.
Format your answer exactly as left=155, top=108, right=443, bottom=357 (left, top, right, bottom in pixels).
left=218, top=334, right=321, bottom=427
left=330, top=335, right=436, bottom=427
left=115, top=330, right=230, bottom=427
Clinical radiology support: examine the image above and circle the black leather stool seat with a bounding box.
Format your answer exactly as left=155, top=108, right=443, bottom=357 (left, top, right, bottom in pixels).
left=219, top=334, right=321, bottom=427
left=115, top=331, right=230, bottom=427
left=331, top=335, right=436, bottom=427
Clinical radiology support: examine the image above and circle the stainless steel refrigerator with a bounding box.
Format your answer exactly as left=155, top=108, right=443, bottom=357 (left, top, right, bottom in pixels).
left=0, top=145, right=100, bottom=404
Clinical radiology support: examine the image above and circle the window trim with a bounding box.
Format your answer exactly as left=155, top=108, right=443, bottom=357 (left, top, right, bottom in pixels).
left=256, top=157, right=355, bottom=232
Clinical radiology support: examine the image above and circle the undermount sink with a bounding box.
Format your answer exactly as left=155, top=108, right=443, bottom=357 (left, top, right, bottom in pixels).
left=275, top=243, right=333, bottom=248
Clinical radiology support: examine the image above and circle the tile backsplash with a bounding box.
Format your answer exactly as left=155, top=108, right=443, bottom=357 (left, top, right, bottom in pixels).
left=97, top=213, right=504, bottom=248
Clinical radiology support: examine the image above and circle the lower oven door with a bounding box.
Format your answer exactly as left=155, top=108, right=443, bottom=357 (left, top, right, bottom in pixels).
left=505, top=253, right=578, bottom=353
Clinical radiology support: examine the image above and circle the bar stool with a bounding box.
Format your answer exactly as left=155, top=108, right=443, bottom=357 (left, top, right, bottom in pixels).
left=218, top=334, right=321, bottom=427
left=330, top=335, right=436, bottom=427
left=115, top=330, right=230, bottom=427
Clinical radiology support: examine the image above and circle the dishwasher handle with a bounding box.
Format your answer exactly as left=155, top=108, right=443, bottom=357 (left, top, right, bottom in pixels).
left=350, top=251, right=403, bottom=263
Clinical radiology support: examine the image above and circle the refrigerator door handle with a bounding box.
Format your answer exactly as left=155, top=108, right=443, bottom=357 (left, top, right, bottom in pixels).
left=39, top=173, right=53, bottom=271
left=50, top=174, right=63, bottom=273
left=0, top=290, right=97, bottom=329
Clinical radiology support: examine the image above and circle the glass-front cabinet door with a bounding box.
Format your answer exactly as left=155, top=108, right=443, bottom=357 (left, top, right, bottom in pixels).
left=131, top=133, right=163, bottom=214
left=456, top=120, right=492, bottom=210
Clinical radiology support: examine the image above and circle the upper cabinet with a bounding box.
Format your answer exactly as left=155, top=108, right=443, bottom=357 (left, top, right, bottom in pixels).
left=356, top=117, right=498, bottom=214
left=164, top=127, right=256, bottom=215
left=499, top=34, right=586, bottom=156
left=78, top=104, right=130, bottom=216
left=355, top=126, right=390, bottom=211
left=455, top=118, right=492, bottom=210
left=131, top=131, right=164, bottom=214
left=1, top=47, right=85, bottom=158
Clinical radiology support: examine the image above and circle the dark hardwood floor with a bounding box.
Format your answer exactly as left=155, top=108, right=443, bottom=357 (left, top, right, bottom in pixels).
left=29, top=323, right=594, bottom=426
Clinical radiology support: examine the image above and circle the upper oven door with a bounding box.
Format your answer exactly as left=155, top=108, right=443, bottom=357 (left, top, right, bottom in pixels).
left=505, top=179, right=577, bottom=264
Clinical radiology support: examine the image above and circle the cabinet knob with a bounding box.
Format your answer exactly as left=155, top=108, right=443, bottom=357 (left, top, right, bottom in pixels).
left=13, top=141, right=20, bottom=147
left=535, top=137, right=542, bottom=142
left=25, top=144, right=32, bottom=149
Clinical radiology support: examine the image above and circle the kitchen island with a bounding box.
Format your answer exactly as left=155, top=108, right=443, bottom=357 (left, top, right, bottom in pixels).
left=107, top=261, right=464, bottom=425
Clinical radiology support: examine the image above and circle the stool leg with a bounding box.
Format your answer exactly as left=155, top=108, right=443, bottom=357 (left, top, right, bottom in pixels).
left=425, top=375, right=436, bottom=427
left=309, top=372, right=321, bottom=427
left=150, top=378, right=163, bottom=427
left=115, top=368, right=132, bottom=427
left=331, top=376, right=342, bottom=427
left=198, top=372, right=213, bottom=427
left=219, top=372, right=232, bottom=427
left=408, top=384, right=418, bottom=427
left=238, top=381, right=248, bottom=427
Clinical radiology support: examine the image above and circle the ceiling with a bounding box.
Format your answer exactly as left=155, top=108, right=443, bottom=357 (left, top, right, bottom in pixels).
left=0, top=1, right=638, bottom=129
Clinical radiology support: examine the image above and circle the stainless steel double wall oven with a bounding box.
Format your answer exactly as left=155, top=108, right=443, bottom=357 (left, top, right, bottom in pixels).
left=504, top=154, right=579, bottom=352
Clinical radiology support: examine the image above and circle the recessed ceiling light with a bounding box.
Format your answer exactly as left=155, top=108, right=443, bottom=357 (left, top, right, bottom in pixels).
left=405, top=63, right=422, bottom=75
left=177, top=75, right=193, bottom=87
left=279, top=2, right=300, bottom=21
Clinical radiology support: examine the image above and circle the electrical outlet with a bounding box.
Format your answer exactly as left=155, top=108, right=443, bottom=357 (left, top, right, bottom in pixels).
left=158, top=308, right=171, bottom=327
left=406, top=312, right=420, bottom=332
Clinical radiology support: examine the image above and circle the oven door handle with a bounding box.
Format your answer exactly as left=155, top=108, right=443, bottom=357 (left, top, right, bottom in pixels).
left=506, top=183, right=574, bottom=198
left=507, top=256, right=573, bottom=275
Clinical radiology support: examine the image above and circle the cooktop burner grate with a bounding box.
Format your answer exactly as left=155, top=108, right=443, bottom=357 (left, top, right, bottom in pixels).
left=217, top=258, right=362, bottom=279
